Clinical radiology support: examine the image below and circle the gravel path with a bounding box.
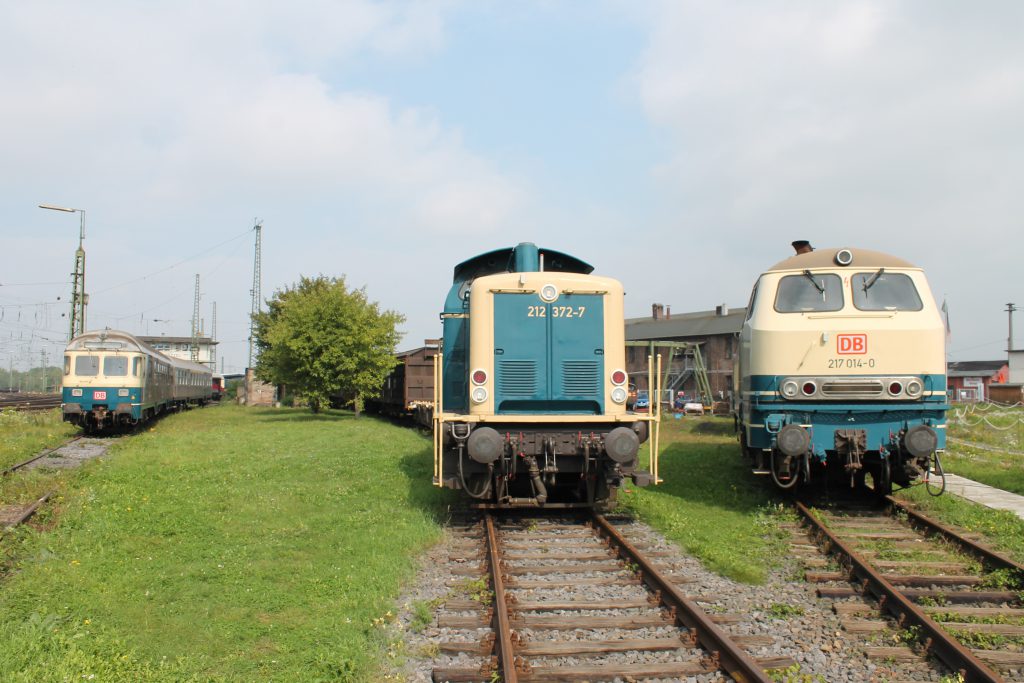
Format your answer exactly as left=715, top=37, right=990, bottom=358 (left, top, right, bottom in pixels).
left=385, top=511, right=964, bottom=682
left=24, top=437, right=113, bottom=470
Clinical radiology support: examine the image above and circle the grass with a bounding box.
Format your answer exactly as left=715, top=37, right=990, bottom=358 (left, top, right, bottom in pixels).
left=945, top=404, right=1024, bottom=493
left=0, top=404, right=455, bottom=682
left=894, top=484, right=1024, bottom=566
left=0, top=408, right=78, bottom=471
left=620, top=415, right=790, bottom=584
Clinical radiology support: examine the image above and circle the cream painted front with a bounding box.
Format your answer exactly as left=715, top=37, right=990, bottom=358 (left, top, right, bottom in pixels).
left=64, top=350, right=146, bottom=390
left=743, top=269, right=945, bottom=378
left=466, top=270, right=628, bottom=417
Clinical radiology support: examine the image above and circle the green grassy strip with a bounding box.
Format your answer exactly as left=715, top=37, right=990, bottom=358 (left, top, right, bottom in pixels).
left=946, top=405, right=1024, bottom=493
left=621, top=416, right=790, bottom=584
left=0, top=404, right=454, bottom=682
left=895, top=485, right=1024, bottom=567
left=0, top=408, right=78, bottom=471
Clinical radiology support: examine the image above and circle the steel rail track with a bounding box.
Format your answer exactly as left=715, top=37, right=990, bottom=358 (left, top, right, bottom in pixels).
left=1, top=436, right=83, bottom=478
left=434, top=513, right=778, bottom=683
left=796, top=501, right=1007, bottom=683
left=0, top=490, right=56, bottom=538
left=0, top=395, right=62, bottom=411
left=886, top=495, right=1024, bottom=575
left=590, top=512, right=773, bottom=683
left=484, top=513, right=521, bottom=683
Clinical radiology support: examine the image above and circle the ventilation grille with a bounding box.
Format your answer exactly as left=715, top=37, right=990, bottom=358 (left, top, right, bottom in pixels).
left=562, top=360, right=600, bottom=396
left=499, top=360, right=538, bottom=395
left=820, top=379, right=883, bottom=397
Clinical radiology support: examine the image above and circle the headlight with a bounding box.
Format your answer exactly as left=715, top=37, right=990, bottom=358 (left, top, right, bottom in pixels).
left=71, top=388, right=83, bottom=397
left=905, top=378, right=923, bottom=398
left=118, top=389, right=129, bottom=397
left=471, top=387, right=488, bottom=404
left=611, top=387, right=627, bottom=404
left=540, top=284, right=558, bottom=302
left=781, top=380, right=799, bottom=398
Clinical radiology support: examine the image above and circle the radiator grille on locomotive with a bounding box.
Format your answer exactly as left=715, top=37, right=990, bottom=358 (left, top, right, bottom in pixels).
left=499, top=360, right=538, bottom=395
left=561, top=360, right=600, bottom=396
left=820, top=379, right=884, bottom=397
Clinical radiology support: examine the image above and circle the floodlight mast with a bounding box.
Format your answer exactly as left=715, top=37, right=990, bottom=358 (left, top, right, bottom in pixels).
left=39, top=203, right=86, bottom=340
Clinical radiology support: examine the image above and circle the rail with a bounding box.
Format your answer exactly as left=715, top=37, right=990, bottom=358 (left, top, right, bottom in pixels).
left=796, top=501, right=1006, bottom=682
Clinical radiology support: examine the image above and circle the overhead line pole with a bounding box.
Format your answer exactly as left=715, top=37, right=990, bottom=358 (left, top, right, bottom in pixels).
left=39, top=204, right=86, bottom=340
left=248, top=219, right=263, bottom=370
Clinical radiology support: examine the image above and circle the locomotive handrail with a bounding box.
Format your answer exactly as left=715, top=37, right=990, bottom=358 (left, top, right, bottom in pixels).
left=433, top=351, right=443, bottom=487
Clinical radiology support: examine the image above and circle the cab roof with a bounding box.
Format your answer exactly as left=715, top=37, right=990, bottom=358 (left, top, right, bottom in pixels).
left=768, top=247, right=919, bottom=272
left=453, top=245, right=593, bottom=283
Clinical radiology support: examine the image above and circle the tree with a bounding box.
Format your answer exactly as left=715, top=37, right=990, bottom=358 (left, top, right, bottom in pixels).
left=252, top=276, right=404, bottom=415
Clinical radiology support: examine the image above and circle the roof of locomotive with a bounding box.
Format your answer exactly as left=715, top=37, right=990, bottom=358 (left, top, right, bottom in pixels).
left=68, top=329, right=211, bottom=374
left=767, top=247, right=919, bottom=272
left=453, top=246, right=593, bottom=282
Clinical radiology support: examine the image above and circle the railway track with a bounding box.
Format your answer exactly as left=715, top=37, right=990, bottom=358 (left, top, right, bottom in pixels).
left=432, top=512, right=792, bottom=683
left=794, top=497, right=1024, bottom=682
left=0, top=394, right=62, bottom=411
left=1, top=436, right=83, bottom=478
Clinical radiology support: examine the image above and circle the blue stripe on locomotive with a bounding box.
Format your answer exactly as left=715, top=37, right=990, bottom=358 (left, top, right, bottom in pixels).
left=743, top=374, right=947, bottom=461
left=62, top=387, right=144, bottom=419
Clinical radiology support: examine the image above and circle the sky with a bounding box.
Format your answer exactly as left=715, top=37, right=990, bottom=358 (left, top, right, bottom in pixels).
left=1, top=0, right=1022, bottom=375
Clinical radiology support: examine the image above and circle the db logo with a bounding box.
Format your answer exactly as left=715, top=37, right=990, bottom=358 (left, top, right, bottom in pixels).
left=93, top=390, right=107, bottom=399
left=837, top=334, right=867, bottom=355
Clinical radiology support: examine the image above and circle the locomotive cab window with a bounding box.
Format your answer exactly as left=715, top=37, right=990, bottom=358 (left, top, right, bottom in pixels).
left=75, top=356, right=99, bottom=376
left=851, top=271, right=923, bottom=311
left=64, top=355, right=71, bottom=376
left=104, top=356, right=129, bottom=376
left=133, top=357, right=142, bottom=376
left=774, top=273, right=843, bottom=312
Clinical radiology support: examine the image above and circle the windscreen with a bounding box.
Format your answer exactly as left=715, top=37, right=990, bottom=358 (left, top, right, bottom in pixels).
left=852, top=271, right=923, bottom=311
left=775, top=273, right=843, bottom=312
left=104, top=356, right=129, bottom=376
left=75, top=356, right=99, bottom=376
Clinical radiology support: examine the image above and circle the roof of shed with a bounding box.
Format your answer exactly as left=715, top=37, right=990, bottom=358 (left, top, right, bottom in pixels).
left=946, top=360, right=1007, bottom=377
left=625, top=308, right=746, bottom=341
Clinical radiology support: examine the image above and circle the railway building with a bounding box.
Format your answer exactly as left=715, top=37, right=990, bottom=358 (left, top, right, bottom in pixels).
left=624, top=304, right=744, bottom=404
left=139, top=335, right=218, bottom=371
left=945, top=360, right=1008, bottom=401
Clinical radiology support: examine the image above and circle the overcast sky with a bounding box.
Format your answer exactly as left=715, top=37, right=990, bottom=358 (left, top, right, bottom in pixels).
left=2, top=1, right=1021, bottom=374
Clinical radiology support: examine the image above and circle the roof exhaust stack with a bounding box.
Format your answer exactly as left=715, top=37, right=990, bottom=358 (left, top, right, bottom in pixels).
left=792, top=240, right=813, bottom=255
left=652, top=303, right=664, bottom=320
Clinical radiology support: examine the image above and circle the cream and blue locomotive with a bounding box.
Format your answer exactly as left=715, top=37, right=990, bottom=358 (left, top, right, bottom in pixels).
left=432, top=242, right=661, bottom=508
left=62, top=329, right=213, bottom=432
left=735, top=244, right=947, bottom=495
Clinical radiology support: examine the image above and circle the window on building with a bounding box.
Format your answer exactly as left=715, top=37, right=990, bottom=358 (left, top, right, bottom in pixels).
left=774, top=273, right=843, bottom=313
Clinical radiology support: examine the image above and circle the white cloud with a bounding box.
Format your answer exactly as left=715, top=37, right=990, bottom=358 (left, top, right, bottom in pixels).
left=625, top=1, right=1024, bottom=357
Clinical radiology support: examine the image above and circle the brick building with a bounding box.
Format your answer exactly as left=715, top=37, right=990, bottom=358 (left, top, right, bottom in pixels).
left=946, top=360, right=1008, bottom=402
left=625, top=304, right=745, bottom=401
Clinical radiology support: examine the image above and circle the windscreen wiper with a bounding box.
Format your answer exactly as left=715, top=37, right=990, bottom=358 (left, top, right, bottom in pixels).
left=802, top=269, right=825, bottom=294
left=862, top=268, right=885, bottom=292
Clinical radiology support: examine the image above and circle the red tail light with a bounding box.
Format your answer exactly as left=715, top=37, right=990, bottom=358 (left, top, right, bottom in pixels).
left=611, top=370, right=627, bottom=385
left=471, top=369, right=487, bottom=385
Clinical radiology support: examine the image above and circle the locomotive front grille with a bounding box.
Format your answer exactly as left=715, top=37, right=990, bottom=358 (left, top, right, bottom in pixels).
left=561, top=360, right=600, bottom=396
left=499, top=360, right=538, bottom=395
left=820, top=379, right=884, bottom=398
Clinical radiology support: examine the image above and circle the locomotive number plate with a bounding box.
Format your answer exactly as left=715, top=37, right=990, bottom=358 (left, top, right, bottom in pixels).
left=527, top=305, right=586, bottom=318
left=836, top=333, right=867, bottom=354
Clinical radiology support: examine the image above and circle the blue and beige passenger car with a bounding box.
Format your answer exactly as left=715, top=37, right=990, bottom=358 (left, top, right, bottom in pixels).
left=62, top=329, right=212, bottom=432
left=735, top=244, right=947, bottom=495
left=432, top=242, right=661, bottom=508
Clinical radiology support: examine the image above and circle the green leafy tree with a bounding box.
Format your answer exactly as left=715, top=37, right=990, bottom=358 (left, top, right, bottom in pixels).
left=252, top=276, right=404, bottom=415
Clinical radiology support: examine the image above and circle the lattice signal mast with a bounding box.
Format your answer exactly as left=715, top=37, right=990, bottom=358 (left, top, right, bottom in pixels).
left=248, top=219, right=263, bottom=369
left=38, top=204, right=87, bottom=340
left=191, top=274, right=201, bottom=363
